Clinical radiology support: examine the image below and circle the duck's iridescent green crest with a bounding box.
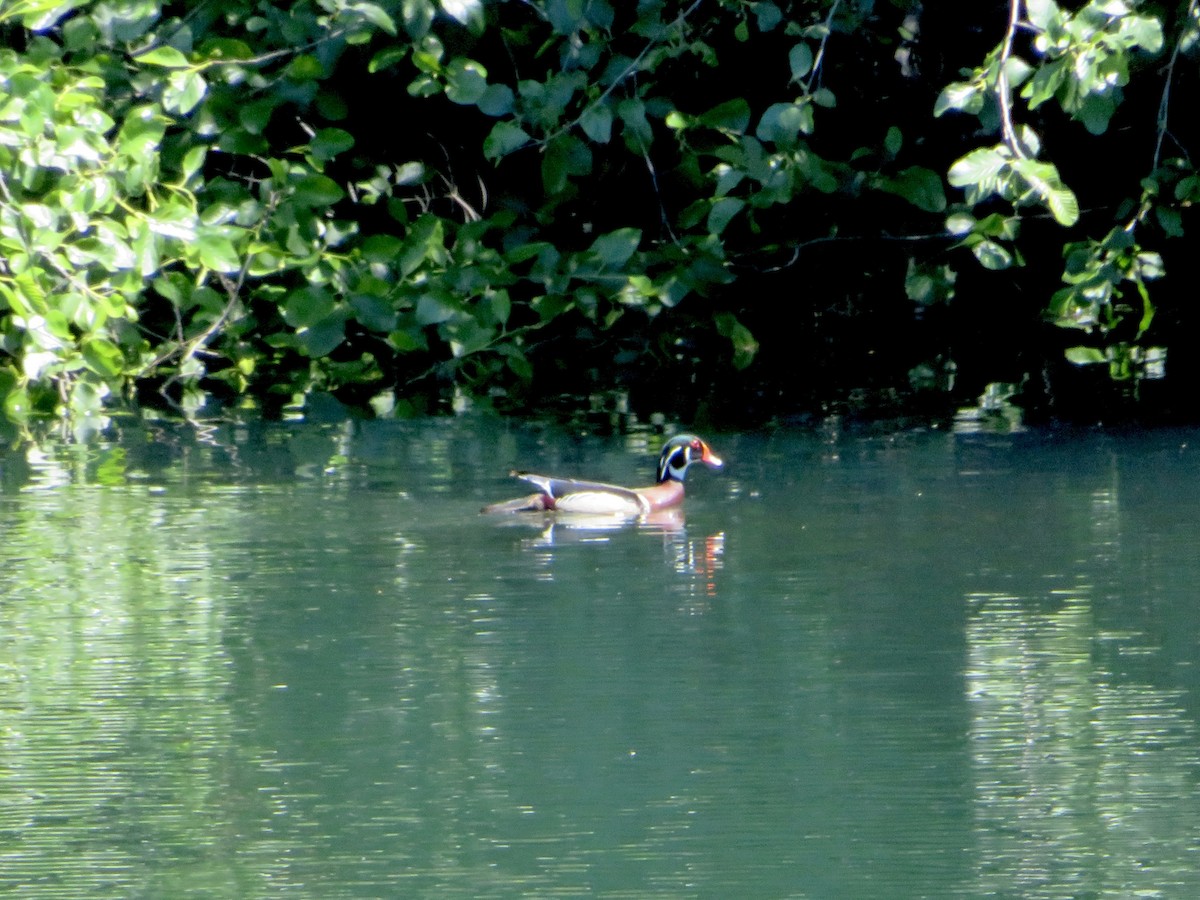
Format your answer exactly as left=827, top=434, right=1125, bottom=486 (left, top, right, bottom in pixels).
left=482, top=434, right=723, bottom=517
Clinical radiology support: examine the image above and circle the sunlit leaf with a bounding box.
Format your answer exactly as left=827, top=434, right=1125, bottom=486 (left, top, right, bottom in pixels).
left=164, top=70, right=206, bottom=115
left=441, top=0, right=484, bottom=27
left=82, top=337, right=124, bottom=376
left=350, top=1, right=396, bottom=35
left=133, top=46, right=191, bottom=68
left=195, top=234, right=241, bottom=272
left=933, top=81, right=983, bottom=117
left=972, top=239, right=1014, bottom=270
left=1064, top=346, right=1105, bottom=365
left=948, top=147, right=1007, bottom=188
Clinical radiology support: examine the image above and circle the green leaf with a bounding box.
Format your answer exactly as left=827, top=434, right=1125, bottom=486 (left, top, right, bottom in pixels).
left=754, top=1, right=782, bottom=32
left=287, top=55, right=324, bottom=81
left=884, top=126, right=902, bottom=156
left=948, top=147, right=1007, bottom=188
left=699, top=98, right=751, bottom=134
left=972, top=239, right=1014, bottom=270
left=442, top=0, right=484, bottom=30
left=82, top=338, right=124, bottom=376
left=589, top=228, right=641, bottom=268
left=1156, top=207, right=1184, bottom=239
left=756, top=101, right=812, bottom=147
left=541, top=135, right=592, bottom=194
left=369, top=45, right=408, bottom=73
left=477, top=83, right=515, bottom=117
left=1, top=371, right=30, bottom=424
left=945, top=212, right=975, bottom=236
left=416, top=292, right=459, bottom=325
left=350, top=293, right=398, bottom=332
left=483, top=121, right=530, bottom=160
left=934, top=81, right=983, bottom=117
left=285, top=286, right=336, bottom=328
left=714, top=312, right=759, bottom=369
left=1011, top=158, right=1079, bottom=225
left=133, top=46, right=191, bottom=68
left=293, top=174, right=345, bottom=206
left=1135, top=279, right=1155, bottom=338
left=1064, top=346, right=1106, bottom=365
left=579, top=103, right=613, bottom=143
left=181, top=145, right=207, bottom=181
left=164, top=70, right=206, bottom=115
left=1002, top=56, right=1033, bottom=89
left=789, top=43, right=814, bottom=81
left=196, top=233, right=241, bottom=272
left=310, top=128, right=355, bottom=161
left=1023, top=59, right=1067, bottom=110
left=1025, top=0, right=1060, bottom=31
left=617, top=97, right=653, bottom=147
left=361, top=234, right=403, bottom=263
left=880, top=166, right=946, bottom=213
left=445, top=58, right=488, bottom=105
left=351, top=1, right=396, bottom=35
left=811, top=88, right=836, bottom=108
left=486, top=290, right=511, bottom=326
left=707, top=197, right=745, bottom=236
left=197, top=37, right=253, bottom=61
left=1046, top=186, right=1080, bottom=227
left=297, top=312, right=347, bottom=357
left=443, top=317, right=496, bottom=357
left=1126, top=14, right=1164, bottom=53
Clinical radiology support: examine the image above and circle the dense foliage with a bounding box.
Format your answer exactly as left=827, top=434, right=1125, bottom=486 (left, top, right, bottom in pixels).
left=0, top=0, right=1197, bottom=428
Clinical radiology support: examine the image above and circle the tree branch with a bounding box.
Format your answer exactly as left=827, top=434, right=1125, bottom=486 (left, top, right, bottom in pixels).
left=996, top=0, right=1027, bottom=159
left=1152, top=0, right=1199, bottom=170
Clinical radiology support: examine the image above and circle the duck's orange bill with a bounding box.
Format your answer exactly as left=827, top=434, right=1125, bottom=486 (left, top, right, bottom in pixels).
left=700, top=443, right=724, bottom=469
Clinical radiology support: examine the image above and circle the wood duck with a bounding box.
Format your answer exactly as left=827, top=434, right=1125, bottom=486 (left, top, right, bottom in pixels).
left=482, top=434, right=724, bottom=516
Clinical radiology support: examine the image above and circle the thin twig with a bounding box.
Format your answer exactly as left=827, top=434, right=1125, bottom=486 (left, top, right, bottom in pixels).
left=751, top=230, right=958, bottom=274
left=996, top=0, right=1027, bottom=159
left=802, top=0, right=843, bottom=94
left=1152, top=0, right=1199, bottom=170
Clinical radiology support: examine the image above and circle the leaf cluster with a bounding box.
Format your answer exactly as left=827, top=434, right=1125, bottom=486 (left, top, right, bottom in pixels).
left=0, top=0, right=1197, bottom=428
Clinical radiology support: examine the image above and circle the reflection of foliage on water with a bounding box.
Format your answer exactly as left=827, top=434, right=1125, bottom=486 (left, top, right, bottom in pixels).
left=0, top=454, right=251, bottom=895
left=966, top=590, right=1200, bottom=896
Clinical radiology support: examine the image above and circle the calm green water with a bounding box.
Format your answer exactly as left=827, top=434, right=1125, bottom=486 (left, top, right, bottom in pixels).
left=1, top=418, right=1199, bottom=897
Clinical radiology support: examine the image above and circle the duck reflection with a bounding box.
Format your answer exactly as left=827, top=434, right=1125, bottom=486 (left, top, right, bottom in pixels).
left=497, top=508, right=725, bottom=601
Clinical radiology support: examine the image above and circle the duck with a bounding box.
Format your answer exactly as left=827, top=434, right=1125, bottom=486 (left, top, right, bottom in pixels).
left=482, top=434, right=723, bottom=517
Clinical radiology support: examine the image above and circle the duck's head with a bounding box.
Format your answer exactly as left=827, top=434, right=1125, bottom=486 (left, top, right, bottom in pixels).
left=657, top=434, right=724, bottom=484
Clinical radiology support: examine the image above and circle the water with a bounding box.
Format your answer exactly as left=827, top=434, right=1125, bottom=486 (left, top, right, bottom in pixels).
left=1, top=418, right=1199, bottom=897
